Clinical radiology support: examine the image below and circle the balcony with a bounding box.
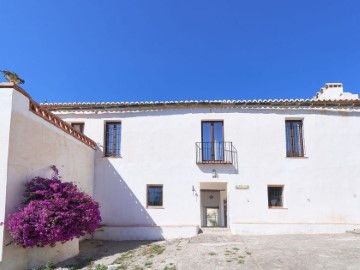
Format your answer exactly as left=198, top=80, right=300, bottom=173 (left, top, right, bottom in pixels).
left=196, top=141, right=235, bottom=164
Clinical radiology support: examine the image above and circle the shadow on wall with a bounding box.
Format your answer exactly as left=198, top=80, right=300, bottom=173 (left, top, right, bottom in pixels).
left=94, top=146, right=163, bottom=238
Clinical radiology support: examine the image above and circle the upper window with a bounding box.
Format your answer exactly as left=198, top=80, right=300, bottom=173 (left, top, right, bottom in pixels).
left=268, top=186, right=284, bottom=208
left=201, top=121, right=224, bottom=161
left=285, top=120, right=304, bottom=157
left=71, top=123, right=84, bottom=134
left=147, top=185, right=163, bottom=207
left=105, top=122, right=121, bottom=157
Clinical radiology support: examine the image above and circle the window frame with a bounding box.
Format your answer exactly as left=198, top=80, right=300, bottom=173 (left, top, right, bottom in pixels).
left=71, top=122, right=84, bottom=134
left=146, top=184, right=164, bottom=208
left=201, top=120, right=224, bottom=161
left=104, top=121, right=122, bottom=158
left=267, top=185, right=285, bottom=209
left=285, top=119, right=305, bottom=157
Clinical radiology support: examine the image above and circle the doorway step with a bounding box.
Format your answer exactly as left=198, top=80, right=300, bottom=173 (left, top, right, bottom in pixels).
left=200, top=227, right=231, bottom=235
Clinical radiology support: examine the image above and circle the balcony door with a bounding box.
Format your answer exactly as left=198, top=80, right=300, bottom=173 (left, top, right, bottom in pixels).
left=202, top=121, right=224, bottom=161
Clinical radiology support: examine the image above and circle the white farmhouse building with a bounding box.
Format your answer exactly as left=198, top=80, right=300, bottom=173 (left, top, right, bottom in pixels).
left=1, top=82, right=360, bottom=269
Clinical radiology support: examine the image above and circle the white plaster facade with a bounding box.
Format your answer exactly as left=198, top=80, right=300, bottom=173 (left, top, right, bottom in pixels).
left=48, top=83, right=360, bottom=239
left=0, top=84, right=95, bottom=270
left=1, top=82, right=360, bottom=269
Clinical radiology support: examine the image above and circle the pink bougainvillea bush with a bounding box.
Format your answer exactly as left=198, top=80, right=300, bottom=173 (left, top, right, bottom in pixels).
left=6, top=165, right=101, bottom=248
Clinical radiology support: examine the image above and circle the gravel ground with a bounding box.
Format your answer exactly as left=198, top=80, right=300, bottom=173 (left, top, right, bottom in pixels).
left=54, top=231, right=360, bottom=270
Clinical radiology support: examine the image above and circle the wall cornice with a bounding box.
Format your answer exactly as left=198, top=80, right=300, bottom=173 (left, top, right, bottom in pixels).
left=0, top=82, right=96, bottom=149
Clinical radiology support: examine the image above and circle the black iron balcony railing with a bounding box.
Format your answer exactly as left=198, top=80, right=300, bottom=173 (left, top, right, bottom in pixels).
left=196, top=141, right=234, bottom=164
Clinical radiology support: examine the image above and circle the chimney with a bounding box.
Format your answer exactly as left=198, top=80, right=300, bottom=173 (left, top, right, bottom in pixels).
left=313, top=83, right=358, bottom=100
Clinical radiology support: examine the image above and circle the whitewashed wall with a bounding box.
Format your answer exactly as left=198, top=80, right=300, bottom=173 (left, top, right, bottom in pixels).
left=57, top=105, right=360, bottom=236
left=0, top=88, right=14, bottom=263
left=0, top=88, right=95, bottom=270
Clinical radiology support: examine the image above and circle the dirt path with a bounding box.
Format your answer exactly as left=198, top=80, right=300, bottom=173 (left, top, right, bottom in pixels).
left=54, top=232, right=360, bottom=270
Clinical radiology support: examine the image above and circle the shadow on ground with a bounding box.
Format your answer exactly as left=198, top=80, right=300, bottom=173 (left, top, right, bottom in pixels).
left=55, top=239, right=157, bottom=269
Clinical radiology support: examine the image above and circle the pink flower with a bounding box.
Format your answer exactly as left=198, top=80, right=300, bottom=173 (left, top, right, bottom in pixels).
left=6, top=166, right=101, bottom=248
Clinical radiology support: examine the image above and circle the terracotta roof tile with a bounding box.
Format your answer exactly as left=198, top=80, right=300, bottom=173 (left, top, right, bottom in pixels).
left=0, top=83, right=96, bottom=149
left=42, top=98, right=360, bottom=111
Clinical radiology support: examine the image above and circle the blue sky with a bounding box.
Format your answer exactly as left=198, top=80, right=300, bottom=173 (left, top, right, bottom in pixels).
left=1, top=1, right=360, bottom=102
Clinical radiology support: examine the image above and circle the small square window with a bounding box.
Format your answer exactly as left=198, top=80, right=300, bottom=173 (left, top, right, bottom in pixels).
left=71, top=123, right=84, bottom=133
left=147, top=185, right=163, bottom=207
left=268, top=186, right=284, bottom=208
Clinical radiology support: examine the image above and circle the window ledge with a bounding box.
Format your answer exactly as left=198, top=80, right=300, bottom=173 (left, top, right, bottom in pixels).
left=103, top=156, right=122, bottom=158
left=147, top=206, right=164, bottom=209
left=268, top=207, right=288, bottom=209
left=285, top=156, right=308, bottom=159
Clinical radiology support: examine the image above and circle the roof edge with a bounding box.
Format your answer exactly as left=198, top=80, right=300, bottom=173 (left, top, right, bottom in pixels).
left=0, top=82, right=96, bottom=149
left=42, top=98, right=360, bottom=112
left=29, top=100, right=97, bottom=149
left=0, top=82, right=31, bottom=99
